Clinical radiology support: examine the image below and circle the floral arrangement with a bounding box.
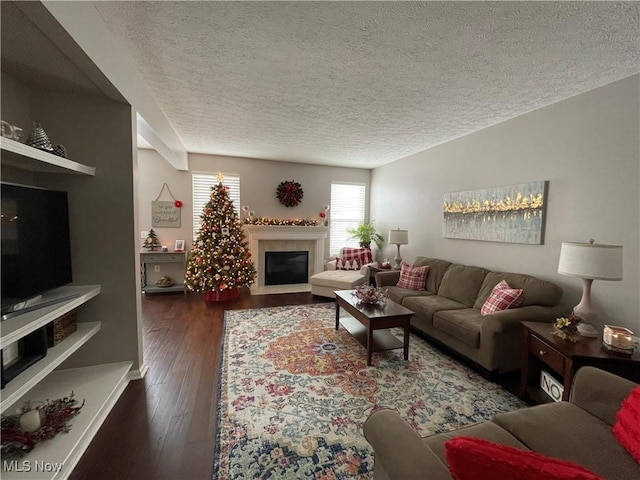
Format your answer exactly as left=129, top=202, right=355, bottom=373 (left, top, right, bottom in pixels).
left=552, top=313, right=581, bottom=342
left=276, top=180, right=304, bottom=207
left=352, top=284, right=388, bottom=305
left=1, top=392, right=84, bottom=458
left=243, top=217, right=320, bottom=226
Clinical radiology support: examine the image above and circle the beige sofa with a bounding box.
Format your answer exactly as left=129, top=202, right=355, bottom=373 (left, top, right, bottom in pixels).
left=364, top=367, right=640, bottom=480
left=375, top=257, right=563, bottom=373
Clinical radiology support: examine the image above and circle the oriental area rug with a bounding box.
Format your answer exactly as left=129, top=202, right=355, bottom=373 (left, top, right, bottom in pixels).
left=213, top=303, right=525, bottom=479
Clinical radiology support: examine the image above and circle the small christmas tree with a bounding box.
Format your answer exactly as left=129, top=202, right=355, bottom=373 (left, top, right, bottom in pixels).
left=185, top=174, right=256, bottom=300
left=143, top=228, right=161, bottom=250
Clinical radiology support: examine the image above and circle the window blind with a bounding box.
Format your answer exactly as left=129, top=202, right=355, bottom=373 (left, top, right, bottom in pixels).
left=330, top=182, right=366, bottom=255
left=192, top=173, right=241, bottom=241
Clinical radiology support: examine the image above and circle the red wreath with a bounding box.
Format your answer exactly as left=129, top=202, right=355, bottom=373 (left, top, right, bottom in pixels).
left=276, top=180, right=304, bottom=207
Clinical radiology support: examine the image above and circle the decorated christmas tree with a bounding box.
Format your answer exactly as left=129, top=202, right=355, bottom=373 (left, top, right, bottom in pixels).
left=185, top=174, right=256, bottom=301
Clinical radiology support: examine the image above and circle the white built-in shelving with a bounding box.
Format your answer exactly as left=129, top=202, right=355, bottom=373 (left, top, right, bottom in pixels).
left=1, top=362, right=132, bottom=480
left=0, top=138, right=96, bottom=176
left=1, top=3, right=139, bottom=476
left=1, top=125, right=130, bottom=478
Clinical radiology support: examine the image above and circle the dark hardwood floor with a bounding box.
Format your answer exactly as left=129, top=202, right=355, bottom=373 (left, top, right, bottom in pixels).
left=70, top=289, right=331, bottom=480
left=70, top=289, right=519, bottom=479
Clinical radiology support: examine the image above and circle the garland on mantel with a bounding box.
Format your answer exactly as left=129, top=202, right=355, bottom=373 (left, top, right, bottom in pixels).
left=243, top=217, right=321, bottom=227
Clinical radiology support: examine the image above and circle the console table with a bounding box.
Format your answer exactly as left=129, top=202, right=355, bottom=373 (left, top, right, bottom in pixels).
left=140, top=251, right=187, bottom=294
left=519, top=321, right=640, bottom=404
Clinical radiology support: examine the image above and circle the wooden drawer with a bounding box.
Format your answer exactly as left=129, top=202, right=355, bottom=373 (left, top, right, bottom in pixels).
left=530, top=335, right=565, bottom=374
left=141, top=253, right=185, bottom=263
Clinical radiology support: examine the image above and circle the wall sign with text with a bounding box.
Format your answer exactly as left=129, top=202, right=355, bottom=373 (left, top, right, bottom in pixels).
left=152, top=201, right=181, bottom=228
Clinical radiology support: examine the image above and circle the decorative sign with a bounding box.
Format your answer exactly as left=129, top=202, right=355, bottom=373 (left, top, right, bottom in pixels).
left=152, top=201, right=181, bottom=228
left=540, top=370, right=563, bottom=402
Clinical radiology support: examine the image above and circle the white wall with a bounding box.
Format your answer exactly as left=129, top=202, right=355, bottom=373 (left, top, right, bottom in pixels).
left=371, top=75, right=640, bottom=333
left=136, top=151, right=371, bottom=257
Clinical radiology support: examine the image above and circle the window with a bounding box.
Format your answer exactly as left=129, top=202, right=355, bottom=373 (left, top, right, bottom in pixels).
left=192, top=173, right=241, bottom=241
left=330, top=182, right=366, bottom=255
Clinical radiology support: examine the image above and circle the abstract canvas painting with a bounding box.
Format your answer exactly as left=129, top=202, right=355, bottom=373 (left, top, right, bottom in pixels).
left=443, top=181, right=548, bottom=244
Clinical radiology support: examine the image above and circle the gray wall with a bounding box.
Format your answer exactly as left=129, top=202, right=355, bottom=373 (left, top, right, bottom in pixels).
left=137, top=151, right=371, bottom=257
left=371, top=75, right=640, bottom=333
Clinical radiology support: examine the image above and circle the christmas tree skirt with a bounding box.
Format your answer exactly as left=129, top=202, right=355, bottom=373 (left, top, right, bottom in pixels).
left=213, top=303, right=525, bottom=479
left=205, top=288, right=239, bottom=302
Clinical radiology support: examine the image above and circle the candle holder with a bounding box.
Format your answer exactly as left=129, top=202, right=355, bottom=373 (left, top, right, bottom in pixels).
left=602, top=325, right=635, bottom=355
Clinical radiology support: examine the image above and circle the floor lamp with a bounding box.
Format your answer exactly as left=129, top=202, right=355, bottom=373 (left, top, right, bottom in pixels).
left=389, top=229, right=409, bottom=269
left=557, top=239, right=623, bottom=337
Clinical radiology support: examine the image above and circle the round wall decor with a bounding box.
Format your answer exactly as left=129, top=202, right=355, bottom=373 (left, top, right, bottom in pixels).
left=276, top=180, right=304, bottom=207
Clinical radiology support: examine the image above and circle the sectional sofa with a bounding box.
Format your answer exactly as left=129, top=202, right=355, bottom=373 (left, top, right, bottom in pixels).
left=375, top=256, right=564, bottom=374
left=364, top=367, right=640, bottom=480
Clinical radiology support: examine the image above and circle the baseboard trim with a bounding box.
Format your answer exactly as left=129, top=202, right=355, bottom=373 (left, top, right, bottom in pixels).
left=127, top=363, right=149, bottom=380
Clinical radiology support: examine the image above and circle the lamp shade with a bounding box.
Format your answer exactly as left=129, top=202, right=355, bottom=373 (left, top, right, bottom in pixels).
left=558, top=241, right=623, bottom=281
left=388, top=229, right=408, bottom=245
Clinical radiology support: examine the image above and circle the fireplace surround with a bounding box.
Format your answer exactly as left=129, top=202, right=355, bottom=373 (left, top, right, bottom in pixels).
left=243, top=225, right=328, bottom=294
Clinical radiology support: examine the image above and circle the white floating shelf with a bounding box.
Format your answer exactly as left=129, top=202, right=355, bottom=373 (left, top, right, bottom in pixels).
left=0, top=362, right=132, bottom=480
left=1, top=285, right=101, bottom=348
left=0, top=138, right=96, bottom=176
left=1, top=322, right=101, bottom=413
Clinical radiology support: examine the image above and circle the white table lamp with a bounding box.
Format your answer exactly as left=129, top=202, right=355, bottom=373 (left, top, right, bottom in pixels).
left=389, top=229, right=409, bottom=269
left=557, top=239, right=623, bottom=337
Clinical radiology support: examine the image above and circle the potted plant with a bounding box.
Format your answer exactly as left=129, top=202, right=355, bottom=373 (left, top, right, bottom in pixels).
left=346, top=223, right=384, bottom=249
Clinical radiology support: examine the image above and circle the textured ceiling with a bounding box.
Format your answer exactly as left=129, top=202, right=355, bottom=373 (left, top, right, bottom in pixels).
left=93, top=1, right=639, bottom=168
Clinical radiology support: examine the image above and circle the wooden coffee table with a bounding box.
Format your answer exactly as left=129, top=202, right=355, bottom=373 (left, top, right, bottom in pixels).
left=334, top=290, right=414, bottom=366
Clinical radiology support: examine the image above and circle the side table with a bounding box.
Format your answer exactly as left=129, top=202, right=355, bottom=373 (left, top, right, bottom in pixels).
left=519, top=321, right=640, bottom=404
left=140, top=251, right=187, bottom=294
left=367, top=265, right=393, bottom=286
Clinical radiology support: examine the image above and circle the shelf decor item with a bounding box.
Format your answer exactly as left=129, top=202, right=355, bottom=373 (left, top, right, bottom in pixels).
left=53, top=144, right=68, bottom=158
left=0, top=392, right=84, bottom=458
left=143, top=228, right=161, bottom=250
left=552, top=314, right=581, bottom=342
left=276, top=180, right=304, bottom=207
left=25, top=122, right=54, bottom=152
left=46, top=309, right=77, bottom=347
left=1, top=120, right=23, bottom=141
left=155, top=276, right=174, bottom=288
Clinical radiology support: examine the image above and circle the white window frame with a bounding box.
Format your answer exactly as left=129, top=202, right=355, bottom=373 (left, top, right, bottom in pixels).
left=329, top=182, right=367, bottom=256
left=192, top=172, right=241, bottom=241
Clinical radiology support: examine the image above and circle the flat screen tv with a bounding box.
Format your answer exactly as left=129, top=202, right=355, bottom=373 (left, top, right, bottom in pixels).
left=1, top=182, right=74, bottom=319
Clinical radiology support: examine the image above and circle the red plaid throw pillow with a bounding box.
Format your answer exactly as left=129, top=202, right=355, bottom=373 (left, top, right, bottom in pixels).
left=396, top=262, right=429, bottom=290
left=480, top=280, right=523, bottom=316
left=340, top=247, right=373, bottom=265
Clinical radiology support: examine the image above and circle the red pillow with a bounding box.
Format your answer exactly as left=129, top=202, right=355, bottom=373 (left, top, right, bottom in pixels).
left=340, top=247, right=373, bottom=266
left=481, top=279, right=523, bottom=316
left=396, top=262, right=429, bottom=290
left=613, top=385, right=640, bottom=464
left=445, top=436, right=603, bottom=480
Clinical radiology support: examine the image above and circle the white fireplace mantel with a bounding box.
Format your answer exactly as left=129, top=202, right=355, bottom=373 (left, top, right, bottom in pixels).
left=243, top=225, right=328, bottom=294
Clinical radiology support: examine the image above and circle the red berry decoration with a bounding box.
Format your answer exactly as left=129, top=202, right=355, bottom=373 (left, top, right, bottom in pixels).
left=276, top=180, right=304, bottom=207
left=174, top=200, right=183, bottom=208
